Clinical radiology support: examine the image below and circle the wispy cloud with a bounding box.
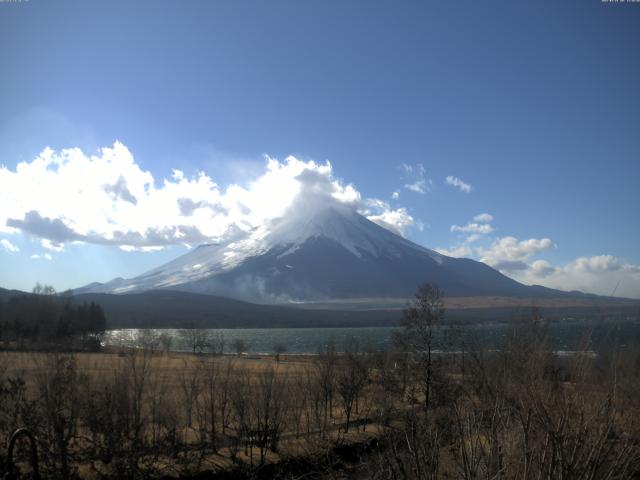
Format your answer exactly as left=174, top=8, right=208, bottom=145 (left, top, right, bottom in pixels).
left=404, top=181, right=427, bottom=194
left=31, top=253, right=53, bottom=261
left=450, top=223, right=494, bottom=234
left=473, top=213, right=493, bottom=223
left=0, top=238, right=19, bottom=253
left=445, top=175, right=472, bottom=193
left=401, top=163, right=430, bottom=194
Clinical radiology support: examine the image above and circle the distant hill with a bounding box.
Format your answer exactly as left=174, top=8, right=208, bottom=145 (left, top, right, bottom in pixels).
left=0, top=287, right=29, bottom=301
left=73, top=290, right=640, bottom=329
left=72, top=290, right=400, bottom=328
left=2, top=287, right=639, bottom=329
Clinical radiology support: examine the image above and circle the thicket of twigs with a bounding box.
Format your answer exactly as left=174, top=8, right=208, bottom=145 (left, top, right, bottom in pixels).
left=0, top=284, right=639, bottom=479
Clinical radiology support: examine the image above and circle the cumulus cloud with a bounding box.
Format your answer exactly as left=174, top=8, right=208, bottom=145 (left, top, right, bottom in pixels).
left=361, top=199, right=415, bottom=236
left=0, top=142, right=418, bottom=251
left=571, top=255, right=638, bottom=274
left=530, top=259, right=555, bottom=278
left=391, top=191, right=399, bottom=200
left=445, top=175, right=472, bottom=193
left=439, top=210, right=639, bottom=298
left=473, top=213, right=493, bottom=223
left=478, top=236, right=554, bottom=272
left=466, top=234, right=481, bottom=243
left=512, top=255, right=640, bottom=298
left=439, top=213, right=496, bottom=258
left=1, top=239, right=19, bottom=253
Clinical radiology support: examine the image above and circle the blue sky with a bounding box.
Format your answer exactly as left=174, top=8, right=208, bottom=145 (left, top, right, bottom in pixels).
left=1, top=0, right=639, bottom=297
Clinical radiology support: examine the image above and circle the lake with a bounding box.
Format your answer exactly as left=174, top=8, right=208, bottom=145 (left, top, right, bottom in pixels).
left=104, top=319, right=640, bottom=355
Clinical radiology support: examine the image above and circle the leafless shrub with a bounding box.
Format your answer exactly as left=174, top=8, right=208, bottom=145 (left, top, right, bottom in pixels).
left=336, top=339, right=369, bottom=433
left=251, top=365, right=290, bottom=463
left=209, top=331, right=225, bottom=355
left=158, top=331, right=173, bottom=354
left=179, top=328, right=212, bottom=354
left=30, top=354, right=82, bottom=479
left=232, top=338, right=248, bottom=356
left=178, top=357, right=203, bottom=429
left=79, top=348, right=155, bottom=478
left=316, top=341, right=337, bottom=437
left=393, top=283, right=445, bottom=415
left=195, top=357, right=221, bottom=450
left=0, top=371, right=30, bottom=474
left=136, top=329, right=160, bottom=352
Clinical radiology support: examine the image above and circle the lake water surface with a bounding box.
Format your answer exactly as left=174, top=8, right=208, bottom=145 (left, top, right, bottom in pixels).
left=104, top=320, right=640, bottom=355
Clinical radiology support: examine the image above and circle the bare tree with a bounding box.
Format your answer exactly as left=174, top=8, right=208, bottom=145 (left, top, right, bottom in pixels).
left=288, top=370, right=309, bottom=439
left=158, top=332, right=173, bottom=354
left=251, top=366, right=290, bottom=463
left=79, top=349, right=159, bottom=477
left=228, top=368, right=252, bottom=462
left=336, top=339, right=369, bottom=432
left=137, top=329, right=160, bottom=352
left=195, top=357, right=221, bottom=451
left=316, top=340, right=337, bottom=436
left=179, top=328, right=211, bottom=354
left=178, top=358, right=203, bottom=429
left=394, top=283, right=444, bottom=415
left=301, top=365, right=325, bottom=438
left=209, top=331, right=225, bottom=355
left=31, top=354, right=81, bottom=478
left=232, top=338, right=247, bottom=356
left=32, top=283, right=56, bottom=295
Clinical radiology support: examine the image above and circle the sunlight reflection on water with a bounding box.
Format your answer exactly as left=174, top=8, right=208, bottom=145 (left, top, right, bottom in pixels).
left=103, top=320, right=640, bottom=355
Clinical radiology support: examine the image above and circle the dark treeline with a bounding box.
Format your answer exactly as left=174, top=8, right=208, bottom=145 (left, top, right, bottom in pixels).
left=0, top=284, right=107, bottom=350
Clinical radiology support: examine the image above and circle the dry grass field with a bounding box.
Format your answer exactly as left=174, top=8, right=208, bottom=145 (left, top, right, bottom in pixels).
left=1, top=350, right=312, bottom=385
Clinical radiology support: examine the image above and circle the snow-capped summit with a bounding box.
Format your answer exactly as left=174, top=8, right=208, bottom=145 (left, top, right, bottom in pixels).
left=262, top=204, right=441, bottom=260
left=77, top=204, right=549, bottom=302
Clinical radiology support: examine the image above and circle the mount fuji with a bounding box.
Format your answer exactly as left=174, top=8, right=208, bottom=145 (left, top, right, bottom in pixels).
left=77, top=204, right=576, bottom=303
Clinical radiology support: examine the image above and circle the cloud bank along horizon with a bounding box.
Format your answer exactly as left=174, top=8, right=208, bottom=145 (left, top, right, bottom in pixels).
left=1, top=142, right=639, bottom=298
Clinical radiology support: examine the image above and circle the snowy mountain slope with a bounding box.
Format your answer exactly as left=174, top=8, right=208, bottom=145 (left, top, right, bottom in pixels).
left=77, top=205, right=572, bottom=302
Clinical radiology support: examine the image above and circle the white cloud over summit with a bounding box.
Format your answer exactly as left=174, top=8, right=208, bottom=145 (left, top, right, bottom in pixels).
left=0, top=142, right=417, bottom=251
